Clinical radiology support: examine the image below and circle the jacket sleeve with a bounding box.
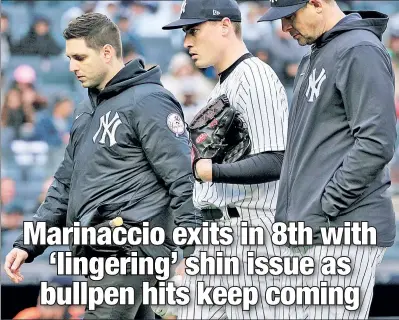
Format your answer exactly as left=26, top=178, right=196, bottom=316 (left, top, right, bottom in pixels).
left=131, top=92, right=203, bottom=257
left=13, top=139, right=74, bottom=262
left=322, top=45, right=397, bottom=217
left=212, top=151, right=284, bottom=184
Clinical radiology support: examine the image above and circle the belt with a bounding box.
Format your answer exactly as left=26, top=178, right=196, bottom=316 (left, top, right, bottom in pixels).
left=202, top=207, right=240, bottom=221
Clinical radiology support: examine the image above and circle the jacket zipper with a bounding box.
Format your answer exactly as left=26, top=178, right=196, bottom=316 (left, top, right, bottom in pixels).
left=285, top=46, right=318, bottom=221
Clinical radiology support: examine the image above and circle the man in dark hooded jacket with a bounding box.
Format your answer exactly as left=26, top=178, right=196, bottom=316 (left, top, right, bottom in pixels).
left=259, top=1, right=396, bottom=319
left=12, top=16, right=62, bottom=56
left=4, top=13, right=202, bottom=319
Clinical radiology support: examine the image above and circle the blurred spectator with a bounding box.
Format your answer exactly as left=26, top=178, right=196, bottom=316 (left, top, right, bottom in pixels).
left=60, top=1, right=96, bottom=31
left=1, top=177, right=16, bottom=207
left=117, top=14, right=145, bottom=57
left=1, top=87, right=34, bottom=140
left=1, top=177, right=23, bottom=231
left=161, top=52, right=214, bottom=107
left=240, top=2, right=273, bottom=44
left=128, top=1, right=166, bottom=37
left=130, top=0, right=159, bottom=15
left=94, top=0, right=120, bottom=21
left=33, top=97, right=73, bottom=147
left=11, top=64, right=48, bottom=111
left=1, top=204, right=23, bottom=231
left=12, top=16, right=62, bottom=57
left=1, top=12, right=12, bottom=70
left=33, top=97, right=73, bottom=175
left=179, top=83, right=204, bottom=124
left=254, top=48, right=270, bottom=64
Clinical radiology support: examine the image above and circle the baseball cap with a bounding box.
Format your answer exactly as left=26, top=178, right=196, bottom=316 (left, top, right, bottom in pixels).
left=258, top=0, right=308, bottom=22
left=162, top=0, right=241, bottom=30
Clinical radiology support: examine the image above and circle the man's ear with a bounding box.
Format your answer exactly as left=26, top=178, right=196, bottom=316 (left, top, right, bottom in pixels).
left=102, top=44, right=114, bottom=62
left=309, top=0, right=324, bottom=12
left=221, top=18, right=232, bottom=35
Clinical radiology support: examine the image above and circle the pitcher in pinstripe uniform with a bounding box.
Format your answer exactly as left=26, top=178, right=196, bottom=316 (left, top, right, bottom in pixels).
left=258, top=0, right=397, bottom=319
left=162, top=0, right=289, bottom=318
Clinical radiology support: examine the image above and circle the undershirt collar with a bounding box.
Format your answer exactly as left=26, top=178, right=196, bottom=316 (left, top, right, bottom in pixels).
left=219, top=52, right=253, bottom=84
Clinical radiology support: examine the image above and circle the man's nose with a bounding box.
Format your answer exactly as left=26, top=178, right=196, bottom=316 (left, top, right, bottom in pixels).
left=69, top=60, right=78, bottom=73
left=183, top=34, right=192, bottom=49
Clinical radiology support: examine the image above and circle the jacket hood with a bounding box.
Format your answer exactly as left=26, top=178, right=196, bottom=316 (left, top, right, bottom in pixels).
left=90, top=58, right=163, bottom=104
left=315, top=11, right=389, bottom=48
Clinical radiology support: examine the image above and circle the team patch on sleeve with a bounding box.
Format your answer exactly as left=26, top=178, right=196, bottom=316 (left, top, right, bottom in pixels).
left=167, top=113, right=185, bottom=136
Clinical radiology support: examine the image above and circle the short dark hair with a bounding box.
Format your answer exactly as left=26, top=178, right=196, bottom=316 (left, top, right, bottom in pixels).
left=232, top=22, right=242, bottom=39
left=63, top=13, right=122, bottom=59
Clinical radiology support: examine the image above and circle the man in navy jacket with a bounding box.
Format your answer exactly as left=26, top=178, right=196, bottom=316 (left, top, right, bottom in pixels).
left=258, top=0, right=397, bottom=319
left=5, top=12, right=202, bottom=319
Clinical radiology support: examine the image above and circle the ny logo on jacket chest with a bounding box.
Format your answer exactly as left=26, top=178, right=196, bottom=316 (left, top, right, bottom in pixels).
left=93, top=111, right=122, bottom=147
left=306, top=68, right=327, bottom=102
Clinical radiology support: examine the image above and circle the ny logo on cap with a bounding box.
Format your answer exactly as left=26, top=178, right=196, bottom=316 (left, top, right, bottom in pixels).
left=270, top=0, right=278, bottom=3
left=181, top=0, right=187, bottom=14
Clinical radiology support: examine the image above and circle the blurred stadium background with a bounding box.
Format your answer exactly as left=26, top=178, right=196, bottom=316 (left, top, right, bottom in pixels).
left=1, top=0, right=399, bottom=319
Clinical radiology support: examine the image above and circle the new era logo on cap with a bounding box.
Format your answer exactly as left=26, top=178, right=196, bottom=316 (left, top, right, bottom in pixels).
left=162, top=0, right=241, bottom=30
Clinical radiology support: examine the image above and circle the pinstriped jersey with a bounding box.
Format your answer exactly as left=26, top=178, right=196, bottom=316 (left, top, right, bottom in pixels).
left=193, top=56, right=289, bottom=216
